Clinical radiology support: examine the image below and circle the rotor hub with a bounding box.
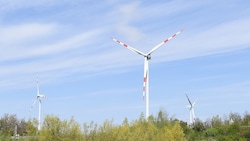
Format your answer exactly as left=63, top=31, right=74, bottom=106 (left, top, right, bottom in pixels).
left=147, top=54, right=151, bottom=60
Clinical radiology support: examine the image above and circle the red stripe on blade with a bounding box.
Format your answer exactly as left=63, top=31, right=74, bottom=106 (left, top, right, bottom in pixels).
left=164, top=39, right=169, bottom=43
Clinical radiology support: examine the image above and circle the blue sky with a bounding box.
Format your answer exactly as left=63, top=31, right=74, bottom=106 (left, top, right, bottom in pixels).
left=0, top=0, right=250, bottom=125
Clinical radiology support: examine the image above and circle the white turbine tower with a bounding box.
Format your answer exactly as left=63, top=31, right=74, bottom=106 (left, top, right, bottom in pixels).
left=186, top=94, right=197, bottom=125
left=29, top=76, right=46, bottom=130
left=111, top=30, right=183, bottom=119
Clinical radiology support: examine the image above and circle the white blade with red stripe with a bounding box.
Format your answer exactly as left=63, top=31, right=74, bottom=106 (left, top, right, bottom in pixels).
left=29, top=98, right=38, bottom=113
left=36, top=76, right=40, bottom=96
left=142, top=57, right=148, bottom=100
left=111, top=37, right=147, bottom=56
left=147, top=29, right=183, bottom=55
left=144, top=58, right=149, bottom=117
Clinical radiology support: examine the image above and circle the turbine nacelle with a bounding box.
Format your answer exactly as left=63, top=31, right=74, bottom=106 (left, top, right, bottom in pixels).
left=37, top=94, right=46, bottom=99
left=146, top=54, right=151, bottom=60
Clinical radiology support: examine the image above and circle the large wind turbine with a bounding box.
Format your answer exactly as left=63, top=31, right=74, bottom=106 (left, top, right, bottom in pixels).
left=186, top=94, right=197, bottom=125
left=29, top=76, right=46, bottom=130
left=111, top=30, right=183, bottom=119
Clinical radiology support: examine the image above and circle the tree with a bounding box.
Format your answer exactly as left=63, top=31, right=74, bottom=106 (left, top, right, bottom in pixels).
left=96, top=119, right=114, bottom=141
left=63, top=117, right=83, bottom=141
left=154, top=109, right=169, bottom=129
left=0, top=114, right=18, bottom=136
left=193, top=118, right=205, bottom=132
left=211, top=115, right=223, bottom=128
left=86, top=121, right=98, bottom=141
left=229, top=112, right=242, bottom=125
left=170, top=121, right=186, bottom=141
left=242, top=111, right=250, bottom=126
left=40, top=115, right=83, bottom=141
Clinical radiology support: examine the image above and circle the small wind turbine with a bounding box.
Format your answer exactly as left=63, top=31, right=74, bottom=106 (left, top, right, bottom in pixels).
left=185, top=94, right=197, bottom=125
left=29, top=76, right=46, bottom=130
left=111, top=30, right=183, bottom=119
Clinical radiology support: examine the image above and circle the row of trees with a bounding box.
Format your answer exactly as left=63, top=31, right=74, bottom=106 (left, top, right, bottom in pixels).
left=0, top=110, right=250, bottom=141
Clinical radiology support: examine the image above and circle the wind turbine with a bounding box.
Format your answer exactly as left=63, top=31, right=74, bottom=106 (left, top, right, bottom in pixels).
left=29, top=76, right=46, bottom=130
left=111, top=30, right=183, bottom=119
left=185, top=94, right=197, bottom=125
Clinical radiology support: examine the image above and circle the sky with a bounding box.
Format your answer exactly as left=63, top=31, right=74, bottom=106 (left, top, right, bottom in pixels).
left=0, top=0, right=250, bottom=125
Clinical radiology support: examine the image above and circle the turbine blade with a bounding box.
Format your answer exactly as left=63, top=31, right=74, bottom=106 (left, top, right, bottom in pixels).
left=29, top=98, right=38, bottom=113
left=192, top=98, right=198, bottom=106
left=192, top=101, right=196, bottom=106
left=142, top=58, right=148, bottom=100
left=36, top=75, right=40, bottom=96
left=111, top=37, right=146, bottom=56
left=185, top=93, right=192, bottom=105
left=147, top=29, right=183, bottom=55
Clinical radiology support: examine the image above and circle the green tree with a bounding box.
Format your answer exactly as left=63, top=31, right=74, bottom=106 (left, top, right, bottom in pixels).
left=211, top=115, right=223, bottom=128
left=40, top=115, right=83, bottom=141
left=96, top=119, right=114, bottom=141
left=0, top=114, right=18, bottom=136
left=40, top=115, right=62, bottom=141
left=86, top=121, right=98, bottom=141
left=229, top=112, right=242, bottom=125
left=242, top=111, right=250, bottom=126
left=193, top=118, right=205, bottom=132
left=170, top=121, right=186, bottom=141
left=62, top=117, right=83, bottom=141
left=154, top=109, right=169, bottom=129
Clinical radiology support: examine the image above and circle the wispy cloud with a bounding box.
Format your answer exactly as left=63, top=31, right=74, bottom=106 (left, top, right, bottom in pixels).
left=0, top=23, right=105, bottom=62
left=3, top=17, right=249, bottom=90
left=152, top=18, right=250, bottom=63
left=113, top=2, right=145, bottom=42
left=0, top=23, right=57, bottom=45
left=0, top=0, right=77, bottom=10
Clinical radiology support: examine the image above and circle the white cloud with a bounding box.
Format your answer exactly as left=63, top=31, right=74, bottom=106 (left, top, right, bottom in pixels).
left=151, top=18, right=250, bottom=63
left=0, top=0, right=75, bottom=10
left=0, top=23, right=105, bottom=62
left=0, top=23, right=58, bottom=45
left=114, top=2, right=145, bottom=42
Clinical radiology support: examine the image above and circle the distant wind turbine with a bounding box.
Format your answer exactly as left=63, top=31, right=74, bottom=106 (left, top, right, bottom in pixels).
left=186, top=94, right=197, bottom=125
left=29, top=76, right=46, bottom=130
left=111, top=30, right=183, bottom=119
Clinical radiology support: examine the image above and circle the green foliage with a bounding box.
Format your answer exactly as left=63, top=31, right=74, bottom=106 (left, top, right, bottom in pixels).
left=1, top=110, right=250, bottom=140
left=39, top=115, right=83, bottom=141
left=167, top=121, right=186, bottom=141
left=193, top=119, right=205, bottom=132
left=240, top=126, right=250, bottom=140
left=26, top=118, right=38, bottom=136
left=205, top=127, right=219, bottom=137
left=211, top=115, right=223, bottom=128
left=242, top=112, right=250, bottom=126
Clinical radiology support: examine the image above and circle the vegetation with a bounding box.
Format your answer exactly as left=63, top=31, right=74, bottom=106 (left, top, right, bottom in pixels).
left=0, top=110, right=250, bottom=141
